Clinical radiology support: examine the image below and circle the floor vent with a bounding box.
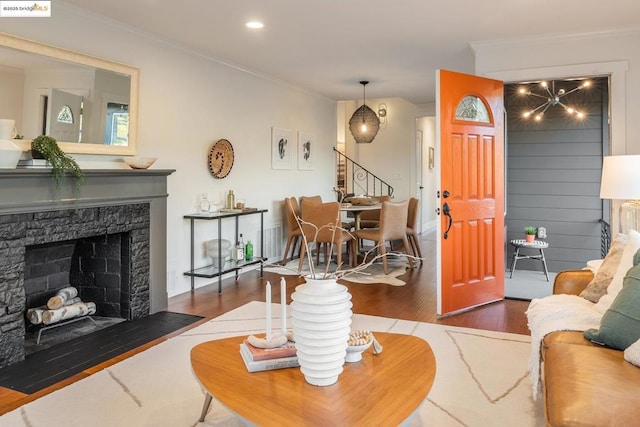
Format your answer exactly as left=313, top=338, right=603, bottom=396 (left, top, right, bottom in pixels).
left=257, top=224, right=282, bottom=262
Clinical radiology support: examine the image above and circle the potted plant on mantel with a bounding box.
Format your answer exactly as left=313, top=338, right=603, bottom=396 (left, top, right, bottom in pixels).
left=31, top=135, right=85, bottom=192
left=524, top=226, right=537, bottom=243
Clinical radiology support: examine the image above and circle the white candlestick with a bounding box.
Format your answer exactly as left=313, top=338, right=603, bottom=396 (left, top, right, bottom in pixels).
left=280, top=277, right=287, bottom=335
left=265, top=281, right=272, bottom=341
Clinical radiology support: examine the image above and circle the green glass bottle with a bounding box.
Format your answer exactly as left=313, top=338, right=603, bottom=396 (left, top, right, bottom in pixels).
left=245, top=240, right=253, bottom=261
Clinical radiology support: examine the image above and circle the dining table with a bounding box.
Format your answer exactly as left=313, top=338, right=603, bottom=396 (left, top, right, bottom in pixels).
left=339, top=202, right=381, bottom=230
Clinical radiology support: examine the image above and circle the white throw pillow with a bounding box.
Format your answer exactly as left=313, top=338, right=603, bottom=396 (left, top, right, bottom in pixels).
left=625, top=338, right=640, bottom=367
left=594, top=229, right=640, bottom=314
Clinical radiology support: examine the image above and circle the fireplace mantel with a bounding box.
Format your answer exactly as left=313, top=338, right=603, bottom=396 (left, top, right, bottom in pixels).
left=0, top=168, right=175, bottom=314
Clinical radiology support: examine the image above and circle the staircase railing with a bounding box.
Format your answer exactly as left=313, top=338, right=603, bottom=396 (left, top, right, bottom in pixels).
left=334, top=147, right=394, bottom=199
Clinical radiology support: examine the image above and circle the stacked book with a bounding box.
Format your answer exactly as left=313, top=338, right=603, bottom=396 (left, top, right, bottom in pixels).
left=239, top=339, right=298, bottom=372
left=17, top=159, right=51, bottom=168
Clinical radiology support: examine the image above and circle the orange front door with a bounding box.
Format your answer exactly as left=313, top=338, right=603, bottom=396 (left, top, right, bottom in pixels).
left=437, top=70, right=505, bottom=316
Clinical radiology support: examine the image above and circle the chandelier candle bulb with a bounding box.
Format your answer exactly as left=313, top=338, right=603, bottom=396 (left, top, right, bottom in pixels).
left=280, top=277, right=286, bottom=334
left=265, top=281, right=272, bottom=341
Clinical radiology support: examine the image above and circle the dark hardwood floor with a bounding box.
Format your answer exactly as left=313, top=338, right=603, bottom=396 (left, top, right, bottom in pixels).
left=0, top=231, right=531, bottom=415
left=170, top=231, right=531, bottom=335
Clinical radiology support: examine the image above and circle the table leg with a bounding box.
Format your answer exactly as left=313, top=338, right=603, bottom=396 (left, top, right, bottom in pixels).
left=540, top=248, right=550, bottom=282
left=353, top=212, right=363, bottom=256
left=509, top=246, right=520, bottom=278
left=353, top=211, right=362, bottom=231
left=199, top=393, right=213, bottom=422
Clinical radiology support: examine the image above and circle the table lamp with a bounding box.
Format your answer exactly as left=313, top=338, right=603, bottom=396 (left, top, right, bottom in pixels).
left=600, top=155, right=640, bottom=234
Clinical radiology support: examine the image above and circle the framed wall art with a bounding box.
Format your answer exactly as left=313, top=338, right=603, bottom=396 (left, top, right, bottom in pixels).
left=271, top=127, right=294, bottom=170
left=297, top=131, right=314, bottom=170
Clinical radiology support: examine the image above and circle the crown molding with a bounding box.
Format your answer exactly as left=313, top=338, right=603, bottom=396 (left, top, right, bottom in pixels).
left=470, top=27, right=640, bottom=52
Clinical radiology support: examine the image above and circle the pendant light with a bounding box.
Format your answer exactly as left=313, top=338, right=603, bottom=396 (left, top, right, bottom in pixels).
left=349, top=81, right=380, bottom=144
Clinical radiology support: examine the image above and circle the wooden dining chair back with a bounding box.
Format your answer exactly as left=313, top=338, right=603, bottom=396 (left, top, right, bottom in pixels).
left=298, top=201, right=354, bottom=272
left=281, top=197, right=302, bottom=265
left=300, top=195, right=322, bottom=215
left=407, top=197, right=423, bottom=261
left=359, top=195, right=391, bottom=229
left=353, top=200, right=414, bottom=274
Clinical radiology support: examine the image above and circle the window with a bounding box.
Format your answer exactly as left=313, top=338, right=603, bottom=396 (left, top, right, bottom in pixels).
left=455, top=96, right=490, bottom=123
left=56, top=105, right=74, bottom=124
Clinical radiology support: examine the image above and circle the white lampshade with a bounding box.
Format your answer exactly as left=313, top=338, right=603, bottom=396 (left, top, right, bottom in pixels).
left=600, top=155, right=640, bottom=234
left=600, top=155, right=640, bottom=200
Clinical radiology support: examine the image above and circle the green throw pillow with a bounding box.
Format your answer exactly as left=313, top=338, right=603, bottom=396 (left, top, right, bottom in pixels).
left=584, top=249, right=640, bottom=350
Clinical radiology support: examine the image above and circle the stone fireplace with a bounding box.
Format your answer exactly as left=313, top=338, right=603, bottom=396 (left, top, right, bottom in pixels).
left=0, top=204, right=150, bottom=367
left=0, top=168, right=173, bottom=369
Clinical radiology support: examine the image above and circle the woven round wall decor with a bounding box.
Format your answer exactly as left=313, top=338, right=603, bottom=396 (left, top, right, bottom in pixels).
left=208, top=139, right=234, bottom=178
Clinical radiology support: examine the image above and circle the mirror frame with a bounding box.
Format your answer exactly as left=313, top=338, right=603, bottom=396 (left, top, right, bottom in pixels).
left=0, top=32, right=139, bottom=155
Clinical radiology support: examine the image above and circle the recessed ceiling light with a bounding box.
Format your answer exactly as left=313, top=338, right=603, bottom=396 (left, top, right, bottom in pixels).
left=246, top=21, right=264, bottom=29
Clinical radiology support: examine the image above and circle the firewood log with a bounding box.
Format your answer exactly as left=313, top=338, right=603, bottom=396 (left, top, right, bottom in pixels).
left=27, top=297, right=81, bottom=325
left=27, top=305, right=47, bottom=325
left=42, top=302, right=96, bottom=325
left=46, top=286, right=79, bottom=309
left=63, top=296, right=81, bottom=306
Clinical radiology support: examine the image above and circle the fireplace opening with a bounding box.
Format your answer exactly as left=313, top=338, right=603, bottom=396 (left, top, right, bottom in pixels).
left=23, top=233, right=133, bottom=354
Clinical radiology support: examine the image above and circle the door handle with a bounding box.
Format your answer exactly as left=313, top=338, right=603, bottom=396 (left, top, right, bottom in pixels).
left=443, top=202, right=453, bottom=240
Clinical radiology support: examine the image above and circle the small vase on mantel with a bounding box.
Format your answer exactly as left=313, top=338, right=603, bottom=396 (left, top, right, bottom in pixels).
left=0, top=119, right=21, bottom=169
left=291, top=275, right=352, bottom=386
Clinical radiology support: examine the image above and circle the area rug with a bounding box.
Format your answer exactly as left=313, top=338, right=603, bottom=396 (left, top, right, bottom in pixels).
left=0, top=302, right=543, bottom=427
left=265, top=258, right=410, bottom=286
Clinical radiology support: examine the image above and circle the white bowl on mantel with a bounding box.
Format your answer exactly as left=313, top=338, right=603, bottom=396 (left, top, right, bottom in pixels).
left=124, top=156, right=157, bottom=169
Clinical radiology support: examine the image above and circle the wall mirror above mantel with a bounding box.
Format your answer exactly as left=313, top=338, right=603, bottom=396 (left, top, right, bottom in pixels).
left=0, top=32, right=139, bottom=155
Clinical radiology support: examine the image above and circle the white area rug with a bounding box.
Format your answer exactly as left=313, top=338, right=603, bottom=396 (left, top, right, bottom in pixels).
left=0, top=302, right=543, bottom=427
left=265, top=258, right=410, bottom=286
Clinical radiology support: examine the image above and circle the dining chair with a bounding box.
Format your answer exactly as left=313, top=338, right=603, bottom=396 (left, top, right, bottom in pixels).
left=300, top=196, right=326, bottom=264
left=353, top=200, right=414, bottom=274
left=281, top=197, right=302, bottom=265
left=298, top=201, right=354, bottom=273
left=300, top=195, right=322, bottom=214
left=359, top=195, right=391, bottom=229
left=407, top=197, right=423, bottom=262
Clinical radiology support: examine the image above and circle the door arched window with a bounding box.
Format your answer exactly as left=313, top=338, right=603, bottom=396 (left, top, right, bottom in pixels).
left=454, top=95, right=491, bottom=123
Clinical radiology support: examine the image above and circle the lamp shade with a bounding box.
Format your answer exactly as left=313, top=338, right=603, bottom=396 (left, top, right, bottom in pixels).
left=349, top=104, right=380, bottom=144
left=600, top=155, right=640, bottom=200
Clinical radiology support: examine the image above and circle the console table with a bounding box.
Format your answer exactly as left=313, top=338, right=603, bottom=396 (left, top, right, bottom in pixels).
left=191, top=332, right=436, bottom=425
left=184, top=209, right=267, bottom=293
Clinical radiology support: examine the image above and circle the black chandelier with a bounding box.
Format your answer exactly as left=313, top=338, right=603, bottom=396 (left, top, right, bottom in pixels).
left=349, top=81, right=380, bottom=144
left=518, top=80, right=591, bottom=122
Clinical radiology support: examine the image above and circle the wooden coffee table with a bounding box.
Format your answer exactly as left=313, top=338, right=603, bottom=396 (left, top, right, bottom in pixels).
left=191, top=332, right=436, bottom=425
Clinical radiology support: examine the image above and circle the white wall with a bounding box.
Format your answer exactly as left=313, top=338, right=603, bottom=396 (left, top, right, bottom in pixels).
left=342, top=97, right=418, bottom=201
left=0, top=66, right=24, bottom=131
left=416, top=116, right=437, bottom=231
left=2, top=3, right=337, bottom=297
